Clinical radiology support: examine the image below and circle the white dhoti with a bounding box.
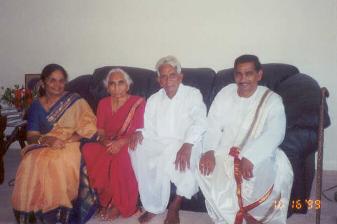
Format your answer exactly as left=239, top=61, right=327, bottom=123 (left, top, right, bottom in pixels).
left=198, top=84, right=294, bottom=224
left=130, top=137, right=201, bottom=214
left=130, top=85, right=207, bottom=214
left=196, top=149, right=293, bottom=224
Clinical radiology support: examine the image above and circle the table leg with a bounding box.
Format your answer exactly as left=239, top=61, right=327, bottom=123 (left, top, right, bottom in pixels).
left=18, top=126, right=26, bottom=148
left=0, top=115, right=7, bottom=184
left=0, top=154, right=3, bottom=184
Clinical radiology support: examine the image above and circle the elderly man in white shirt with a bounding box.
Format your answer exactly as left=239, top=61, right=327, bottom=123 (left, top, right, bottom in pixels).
left=129, top=56, right=207, bottom=224
left=197, top=55, right=293, bottom=224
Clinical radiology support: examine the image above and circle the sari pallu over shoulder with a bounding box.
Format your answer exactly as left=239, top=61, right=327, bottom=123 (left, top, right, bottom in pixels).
left=21, top=92, right=82, bottom=155
left=115, top=97, right=145, bottom=139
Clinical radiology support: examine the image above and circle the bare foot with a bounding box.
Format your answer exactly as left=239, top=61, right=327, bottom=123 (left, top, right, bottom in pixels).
left=164, top=194, right=182, bottom=224
left=138, top=211, right=156, bottom=223
left=164, top=208, right=180, bottom=224
left=98, top=204, right=120, bottom=221
left=96, top=206, right=107, bottom=219
left=105, top=206, right=120, bottom=221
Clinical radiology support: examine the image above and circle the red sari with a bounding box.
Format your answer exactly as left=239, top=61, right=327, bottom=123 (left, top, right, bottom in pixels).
left=82, top=95, right=145, bottom=217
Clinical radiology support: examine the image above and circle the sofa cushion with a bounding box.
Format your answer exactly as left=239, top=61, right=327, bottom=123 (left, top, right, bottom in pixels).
left=181, top=68, right=216, bottom=110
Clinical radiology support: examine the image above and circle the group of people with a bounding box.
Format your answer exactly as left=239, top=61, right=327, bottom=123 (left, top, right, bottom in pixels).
left=11, top=54, right=294, bottom=224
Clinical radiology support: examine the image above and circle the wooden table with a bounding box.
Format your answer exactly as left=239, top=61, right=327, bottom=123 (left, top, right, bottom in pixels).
left=0, top=114, right=26, bottom=184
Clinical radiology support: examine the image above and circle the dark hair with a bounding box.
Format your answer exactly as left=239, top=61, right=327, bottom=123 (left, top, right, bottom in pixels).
left=234, top=54, right=262, bottom=71
left=39, top=64, right=68, bottom=96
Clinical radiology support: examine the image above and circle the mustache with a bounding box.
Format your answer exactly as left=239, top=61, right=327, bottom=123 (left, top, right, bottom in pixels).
left=238, top=82, right=250, bottom=85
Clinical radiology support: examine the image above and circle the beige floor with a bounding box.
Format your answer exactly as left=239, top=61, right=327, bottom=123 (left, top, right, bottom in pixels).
left=1, top=148, right=336, bottom=224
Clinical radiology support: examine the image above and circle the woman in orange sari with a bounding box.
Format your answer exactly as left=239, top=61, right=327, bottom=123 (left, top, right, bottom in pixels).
left=12, top=64, right=97, bottom=223
left=82, top=68, right=145, bottom=220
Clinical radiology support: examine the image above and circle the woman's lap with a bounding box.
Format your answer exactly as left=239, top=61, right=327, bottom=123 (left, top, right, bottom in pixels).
left=82, top=143, right=138, bottom=216
left=12, top=144, right=81, bottom=213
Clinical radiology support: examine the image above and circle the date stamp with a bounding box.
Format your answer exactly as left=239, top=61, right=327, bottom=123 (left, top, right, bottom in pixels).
left=274, top=199, right=321, bottom=210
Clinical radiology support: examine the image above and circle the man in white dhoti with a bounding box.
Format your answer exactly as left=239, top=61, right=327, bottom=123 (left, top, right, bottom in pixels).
left=197, top=55, right=293, bottom=224
left=129, top=56, right=207, bottom=224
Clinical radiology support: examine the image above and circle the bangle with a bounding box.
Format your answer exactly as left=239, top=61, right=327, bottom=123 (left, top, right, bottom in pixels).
left=37, top=136, right=43, bottom=144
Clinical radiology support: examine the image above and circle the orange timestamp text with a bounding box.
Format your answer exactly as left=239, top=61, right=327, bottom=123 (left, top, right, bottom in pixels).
left=274, top=199, right=321, bottom=210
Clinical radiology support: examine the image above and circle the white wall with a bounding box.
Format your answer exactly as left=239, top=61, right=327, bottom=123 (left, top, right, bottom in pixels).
left=0, top=0, right=336, bottom=170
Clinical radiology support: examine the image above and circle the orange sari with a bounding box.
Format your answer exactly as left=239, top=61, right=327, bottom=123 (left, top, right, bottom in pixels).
left=12, top=93, right=97, bottom=223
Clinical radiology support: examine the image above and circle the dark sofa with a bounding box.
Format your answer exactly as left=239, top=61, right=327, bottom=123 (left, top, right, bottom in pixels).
left=65, top=63, right=330, bottom=216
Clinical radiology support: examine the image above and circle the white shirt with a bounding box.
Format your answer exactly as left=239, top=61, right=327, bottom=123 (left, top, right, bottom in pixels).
left=142, top=84, right=207, bottom=145
left=204, top=84, right=286, bottom=165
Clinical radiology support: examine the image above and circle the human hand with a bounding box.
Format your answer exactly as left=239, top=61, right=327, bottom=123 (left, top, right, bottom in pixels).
left=42, top=136, right=65, bottom=149
left=240, top=157, right=254, bottom=180
left=106, top=140, right=122, bottom=154
left=99, top=136, right=113, bottom=148
left=175, top=143, right=193, bottom=172
left=199, top=150, right=216, bottom=176
left=129, top=131, right=143, bottom=150
left=67, top=133, right=81, bottom=143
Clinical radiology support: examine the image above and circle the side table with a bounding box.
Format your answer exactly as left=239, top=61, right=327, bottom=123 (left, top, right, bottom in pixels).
left=0, top=114, right=26, bottom=184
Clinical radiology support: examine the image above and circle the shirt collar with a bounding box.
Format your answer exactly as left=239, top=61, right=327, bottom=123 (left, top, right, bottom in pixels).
left=161, top=83, right=184, bottom=100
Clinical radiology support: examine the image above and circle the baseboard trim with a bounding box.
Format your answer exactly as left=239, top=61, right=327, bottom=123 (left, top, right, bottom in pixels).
left=322, top=161, right=337, bottom=171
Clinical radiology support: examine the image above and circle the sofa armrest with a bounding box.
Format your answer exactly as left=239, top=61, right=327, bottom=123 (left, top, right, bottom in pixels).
left=275, top=73, right=330, bottom=129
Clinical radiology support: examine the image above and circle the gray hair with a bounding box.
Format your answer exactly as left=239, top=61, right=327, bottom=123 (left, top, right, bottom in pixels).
left=155, top=55, right=182, bottom=76
left=103, top=68, right=133, bottom=88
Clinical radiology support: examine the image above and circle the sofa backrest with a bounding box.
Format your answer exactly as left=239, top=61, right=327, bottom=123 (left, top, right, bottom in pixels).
left=181, top=68, right=216, bottom=110
left=66, top=74, right=94, bottom=109
left=65, top=63, right=330, bottom=131
left=83, top=66, right=216, bottom=112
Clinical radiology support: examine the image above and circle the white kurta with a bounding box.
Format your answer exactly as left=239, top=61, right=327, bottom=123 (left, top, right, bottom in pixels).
left=130, top=84, right=207, bottom=214
left=197, top=84, right=293, bottom=224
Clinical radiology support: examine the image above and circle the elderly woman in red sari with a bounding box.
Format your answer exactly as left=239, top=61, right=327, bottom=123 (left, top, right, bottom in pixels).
left=12, top=64, right=97, bottom=223
left=82, top=68, right=145, bottom=220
